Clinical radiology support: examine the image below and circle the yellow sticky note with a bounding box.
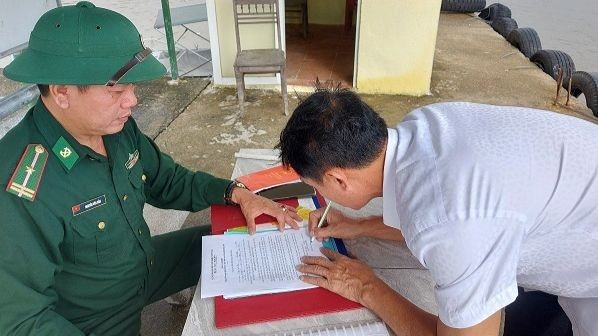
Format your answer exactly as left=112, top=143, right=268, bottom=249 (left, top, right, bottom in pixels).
left=296, top=206, right=312, bottom=220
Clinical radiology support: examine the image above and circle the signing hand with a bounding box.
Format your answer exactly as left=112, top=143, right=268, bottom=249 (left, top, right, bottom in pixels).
left=297, top=248, right=384, bottom=304
left=232, top=187, right=302, bottom=234
left=309, top=207, right=367, bottom=241
left=310, top=210, right=404, bottom=242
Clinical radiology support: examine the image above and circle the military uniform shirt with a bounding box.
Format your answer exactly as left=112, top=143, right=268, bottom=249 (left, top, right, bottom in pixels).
left=0, top=99, right=230, bottom=335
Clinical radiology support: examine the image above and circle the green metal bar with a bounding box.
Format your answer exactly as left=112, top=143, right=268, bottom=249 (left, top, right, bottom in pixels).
left=160, top=0, right=179, bottom=80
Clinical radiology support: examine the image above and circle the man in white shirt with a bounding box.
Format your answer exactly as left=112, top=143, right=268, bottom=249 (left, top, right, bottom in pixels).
left=278, top=88, right=598, bottom=336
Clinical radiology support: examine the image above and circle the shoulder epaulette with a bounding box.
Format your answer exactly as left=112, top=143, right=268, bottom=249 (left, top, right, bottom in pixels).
left=6, top=144, right=49, bottom=202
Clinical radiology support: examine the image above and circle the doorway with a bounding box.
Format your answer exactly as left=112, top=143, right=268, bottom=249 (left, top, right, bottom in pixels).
left=284, top=0, right=356, bottom=88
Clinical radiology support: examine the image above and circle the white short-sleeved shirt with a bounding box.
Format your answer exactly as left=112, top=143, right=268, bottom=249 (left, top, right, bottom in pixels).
left=382, top=102, right=598, bottom=332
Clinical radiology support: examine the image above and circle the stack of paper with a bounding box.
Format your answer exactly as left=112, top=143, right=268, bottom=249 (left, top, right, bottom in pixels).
left=268, top=320, right=391, bottom=336
left=209, top=189, right=362, bottom=327
left=201, top=226, right=340, bottom=299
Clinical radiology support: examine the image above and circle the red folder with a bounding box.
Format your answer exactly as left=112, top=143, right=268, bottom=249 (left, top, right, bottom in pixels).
left=210, top=196, right=362, bottom=328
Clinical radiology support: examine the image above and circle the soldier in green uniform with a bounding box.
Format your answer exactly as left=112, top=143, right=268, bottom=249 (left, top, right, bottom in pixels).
left=0, top=2, right=300, bottom=335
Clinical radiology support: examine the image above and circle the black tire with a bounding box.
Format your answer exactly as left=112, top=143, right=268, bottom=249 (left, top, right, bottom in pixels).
left=507, top=28, right=542, bottom=58
left=491, top=17, right=518, bottom=38
left=479, top=3, right=512, bottom=21
left=441, top=0, right=486, bottom=13
left=530, top=50, right=576, bottom=86
left=570, top=71, right=598, bottom=117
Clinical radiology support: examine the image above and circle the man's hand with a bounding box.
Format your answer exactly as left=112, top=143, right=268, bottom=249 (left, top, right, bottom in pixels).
left=231, top=187, right=301, bottom=234
left=308, top=208, right=368, bottom=241
left=296, top=247, right=384, bottom=304
left=298, top=249, right=502, bottom=336
left=309, top=209, right=404, bottom=242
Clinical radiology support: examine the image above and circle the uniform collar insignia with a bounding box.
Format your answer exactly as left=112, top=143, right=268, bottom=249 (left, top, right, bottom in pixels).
left=125, top=150, right=139, bottom=170
left=52, top=136, right=79, bottom=171
left=6, top=144, right=49, bottom=202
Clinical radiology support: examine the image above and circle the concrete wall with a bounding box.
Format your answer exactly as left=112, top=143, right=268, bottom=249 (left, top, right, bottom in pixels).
left=215, top=0, right=278, bottom=78
left=286, top=0, right=344, bottom=25
left=1, top=0, right=59, bottom=56
left=355, top=0, right=441, bottom=95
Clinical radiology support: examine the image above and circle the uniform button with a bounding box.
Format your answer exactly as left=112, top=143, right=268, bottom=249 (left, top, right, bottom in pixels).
left=138, top=229, right=142, bottom=235
left=150, top=258, right=154, bottom=266
left=141, top=174, right=147, bottom=182
left=123, top=194, right=128, bottom=201
left=98, top=221, right=106, bottom=230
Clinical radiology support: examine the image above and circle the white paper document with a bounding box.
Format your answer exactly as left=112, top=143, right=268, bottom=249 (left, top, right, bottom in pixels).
left=268, top=320, right=391, bottom=336
left=201, top=227, right=326, bottom=299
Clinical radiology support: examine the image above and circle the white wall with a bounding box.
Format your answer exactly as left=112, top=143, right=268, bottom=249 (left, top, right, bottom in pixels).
left=0, top=0, right=60, bottom=55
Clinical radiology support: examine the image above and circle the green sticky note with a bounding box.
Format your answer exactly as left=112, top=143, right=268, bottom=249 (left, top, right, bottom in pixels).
left=52, top=136, right=79, bottom=170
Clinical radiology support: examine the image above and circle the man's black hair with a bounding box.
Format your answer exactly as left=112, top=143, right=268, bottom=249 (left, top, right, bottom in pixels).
left=277, top=87, right=388, bottom=182
left=37, top=84, right=89, bottom=97
left=37, top=84, right=50, bottom=97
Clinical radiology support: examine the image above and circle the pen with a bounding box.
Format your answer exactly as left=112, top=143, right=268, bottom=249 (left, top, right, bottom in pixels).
left=311, top=201, right=332, bottom=242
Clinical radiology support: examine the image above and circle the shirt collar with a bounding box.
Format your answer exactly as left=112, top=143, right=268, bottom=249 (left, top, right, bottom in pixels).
left=382, top=127, right=401, bottom=229
left=32, top=99, right=106, bottom=173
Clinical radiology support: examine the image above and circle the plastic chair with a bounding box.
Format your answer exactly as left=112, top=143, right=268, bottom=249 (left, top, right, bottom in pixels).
left=154, top=4, right=211, bottom=76
left=233, top=0, right=288, bottom=115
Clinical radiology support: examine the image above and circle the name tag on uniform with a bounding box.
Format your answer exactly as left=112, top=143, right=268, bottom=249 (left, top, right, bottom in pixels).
left=72, top=195, right=106, bottom=216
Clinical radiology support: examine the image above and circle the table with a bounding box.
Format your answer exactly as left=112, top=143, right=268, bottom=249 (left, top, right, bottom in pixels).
left=181, top=149, right=437, bottom=336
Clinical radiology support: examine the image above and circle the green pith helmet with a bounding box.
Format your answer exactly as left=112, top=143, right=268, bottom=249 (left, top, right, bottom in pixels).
left=4, top=1, right=165, bottom=85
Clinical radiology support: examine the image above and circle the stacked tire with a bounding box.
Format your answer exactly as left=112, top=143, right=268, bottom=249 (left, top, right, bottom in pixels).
left=479, top=4, right=542, bottom=60
left=479, top=4, right=519, bottom=41
left=479, top=3, right=511, bottom=21
left=447, top=1, right=598, bottom=118
left=530, top=50, right=576, bottom=85
left=491, top=17, right=518, bottom=38
left=441, top=0, right=486, bottom=13
left=507, top=28, right=542, bottom=59
left=570, top=72, right=598, bottom=117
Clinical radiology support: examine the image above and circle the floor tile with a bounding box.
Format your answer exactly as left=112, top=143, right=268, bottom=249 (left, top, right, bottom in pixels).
left=286, top=24, right=354, bottom=87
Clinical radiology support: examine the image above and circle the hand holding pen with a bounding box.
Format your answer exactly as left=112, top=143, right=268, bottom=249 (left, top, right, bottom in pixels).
left=309, top=205, right=368, bottom=241
left=310, top=201, right=333, bottom=242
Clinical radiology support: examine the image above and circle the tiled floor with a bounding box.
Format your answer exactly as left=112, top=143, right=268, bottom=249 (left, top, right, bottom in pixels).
left=285, top=24, right=355, bottom=88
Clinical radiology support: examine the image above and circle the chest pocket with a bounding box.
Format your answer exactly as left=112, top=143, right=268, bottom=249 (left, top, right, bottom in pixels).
left=128, top=163, right=147, bottom=206
left=69, top=205, right=131, bottom=265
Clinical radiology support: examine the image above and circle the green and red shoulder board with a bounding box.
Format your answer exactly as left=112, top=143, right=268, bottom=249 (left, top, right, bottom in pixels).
left=6, top=144, right=49, bottom=202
